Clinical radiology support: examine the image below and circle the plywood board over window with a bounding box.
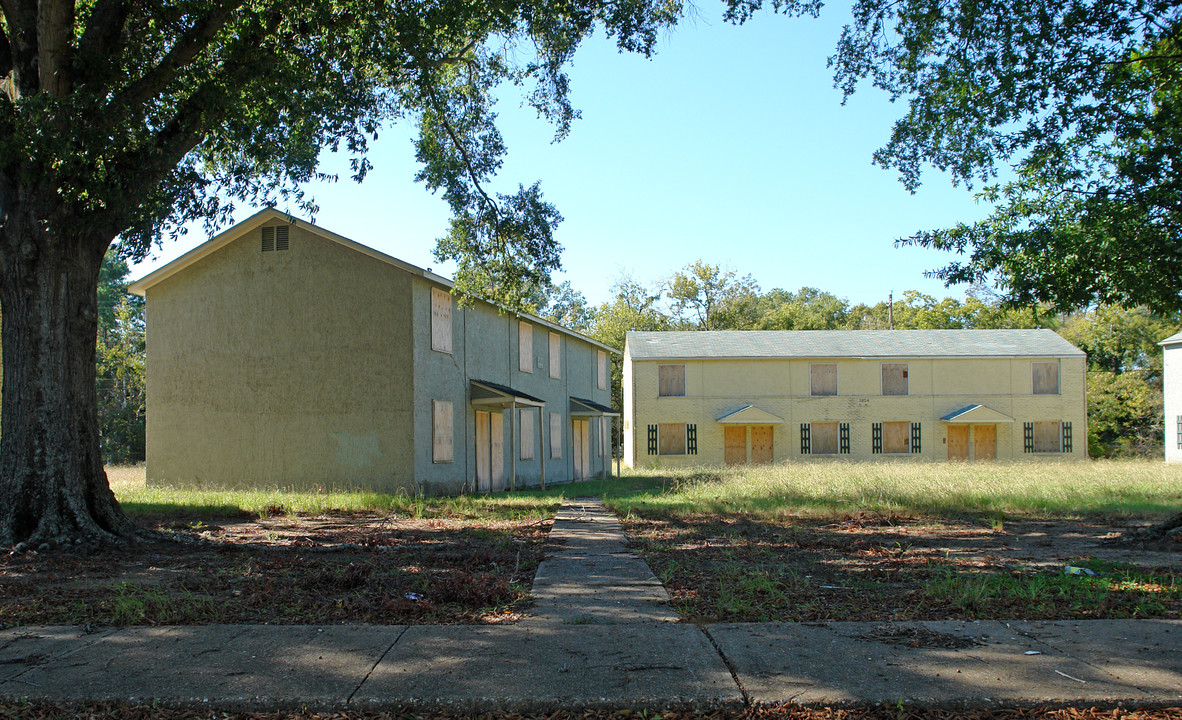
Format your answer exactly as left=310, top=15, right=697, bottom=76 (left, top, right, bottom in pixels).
left=597, top=350, right=608, bottom=390
left=658, top=423, right=686, bottom=455
left=882, top=363, right=908, bottom=396
left=519, top=322, right=533, bottom=373
left=811, top=422, right=839, bottom=455
left=549, top=332, right=561, bottom=379
left=658, top=364, right=686, bottom=397
left=1033, top=420, right=1061, bottom=452
left=432, top=400, right=453, bottom=463
left=883, top=421, right=910, bottom=454
left=430, top=287, right=452, bottom=353
left=519, top=409, right=535, bottom=460
left=1032, top=362, right=1059, bottom=395
left=810, top=363, right=837, bottom=396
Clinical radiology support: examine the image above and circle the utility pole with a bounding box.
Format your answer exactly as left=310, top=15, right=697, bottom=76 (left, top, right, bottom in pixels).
left=888, top=291, right=894, bottom=330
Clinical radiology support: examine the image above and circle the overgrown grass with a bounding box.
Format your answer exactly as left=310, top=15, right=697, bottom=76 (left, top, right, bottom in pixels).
left=106, top=466, right=561, bottom=521
left=923, top=558, right=1180, bottom=618
left=604, top=459, right=1182, bottom=521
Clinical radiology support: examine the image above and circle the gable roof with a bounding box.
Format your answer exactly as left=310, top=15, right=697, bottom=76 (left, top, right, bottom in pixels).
left=127, top=208, right=616, bottom=353
left=626, top=329, right=1083, bottom=360
left=1161, top=331, right=1182, bottom=347
left=940, top=404, right=1015, bottom=423
left=716, top=405, right=785, bottom=424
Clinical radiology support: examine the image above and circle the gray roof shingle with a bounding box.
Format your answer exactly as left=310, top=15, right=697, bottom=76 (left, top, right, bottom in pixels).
left=625, top=330, right=1083, bottom=360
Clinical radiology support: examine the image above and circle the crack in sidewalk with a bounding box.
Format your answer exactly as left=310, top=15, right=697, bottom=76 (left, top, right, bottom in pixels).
left=700, top=626, right=750, bottom=707
left=347, top=626, right=409, bottom=704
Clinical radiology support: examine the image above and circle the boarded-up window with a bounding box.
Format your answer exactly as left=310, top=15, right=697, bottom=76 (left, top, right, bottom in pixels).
left=882, top=363, right=908, bottom=396
left=430, top=287, right=452, bottom=353
left=519, top=409, right=535, bottom=460
left=1033, top=421, right=1061, bottom=453
left=432, top=400, right=453, bottom=463
left=548, top=332, right=561, bottom=379
left=658, top=423, right=687, bottom=455
left=597, top=351, right=608, bottom=390
left=549, top=412, right=562, bottom=458
left=811, top=422, right=839, bottom=455
left=810, top=363, right=837, bottom=396
left=519, top=322, right=533, bottom=373
left=1032, top=362, right=1059, bottom=395
left=658, top=364, right=686, bottom=397
left=882, top=421, right=910, bottom=454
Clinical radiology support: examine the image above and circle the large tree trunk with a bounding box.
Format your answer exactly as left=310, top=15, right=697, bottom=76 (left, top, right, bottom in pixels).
left=0, top=209, right=137, bottom=550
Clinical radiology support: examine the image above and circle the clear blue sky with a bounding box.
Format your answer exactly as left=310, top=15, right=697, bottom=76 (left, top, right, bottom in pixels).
left=130, top=5, right=996, bottom=308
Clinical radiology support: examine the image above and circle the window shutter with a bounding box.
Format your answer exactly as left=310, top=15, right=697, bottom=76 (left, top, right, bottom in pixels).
left=1023, top=422, right=1035, bottom=453
left=261, top=226, right=275, bottom=252
left=647, top=424, right=658, bottom=455
left=872, top=423, right=882, bottom=454
left=1062, top=422, right=1072, bottom=453
left=839, top=423, right=850, bottom=454
left=687, top=424, right=697, bottom=455
left=910, top=423, right=921, bottom=454
left=800, top=423, right=811, bottom=454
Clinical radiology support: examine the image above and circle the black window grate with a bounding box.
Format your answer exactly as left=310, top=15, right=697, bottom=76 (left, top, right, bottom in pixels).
left=839, top=423, right=850, bottom=454
left=910, top=423, right=921, bottom=454
left=871, top=423, right=882, bottom=454
left=1023, top=422, right=1034, bottom=453
left=1062, top=421, right=1072, bottom=453
left=647, top=424, right=658, bottom=455
left=800, top=423, right=811, bottom=454
left=687, top=424, right=697, bottom=455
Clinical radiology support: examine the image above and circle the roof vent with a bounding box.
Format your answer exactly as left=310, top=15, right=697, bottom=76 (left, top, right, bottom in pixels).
left=261, top=225, right=290, bottom=252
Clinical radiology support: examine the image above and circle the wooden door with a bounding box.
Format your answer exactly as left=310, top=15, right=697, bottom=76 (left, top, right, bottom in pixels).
left=947, top=425, right=969, bottom=460
left=751, top=425, right=774, bottom=464
left=973, top=424, right=996, bottom=460
left=475, top=411, right=491, bottom=492
left=491, top=412, right=505, bottom=491
left=572, top=420, right=590, bottom=479
left=724, top=426, right=746, bottom=465
left=580, top=420, right=590, bottom=479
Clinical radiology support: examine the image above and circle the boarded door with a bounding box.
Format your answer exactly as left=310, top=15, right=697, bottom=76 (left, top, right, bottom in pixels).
left=475, top=411, right=491, bottom=492
left=947, top=425, right=969, bottom=460
left=973, top=425, right=996, bottom=460
left=724, top=426, right=746, bottom=465
left=751, top=425, right=774, bottom=464
left=491, top=413, right=505, bottom=491
left=572, top=420, right=591, bottom=479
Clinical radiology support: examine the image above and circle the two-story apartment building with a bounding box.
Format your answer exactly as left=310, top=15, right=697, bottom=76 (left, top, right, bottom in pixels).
left=128, top=209, right=616, bottom=495
left=623, top=330, right=1086, bottom=466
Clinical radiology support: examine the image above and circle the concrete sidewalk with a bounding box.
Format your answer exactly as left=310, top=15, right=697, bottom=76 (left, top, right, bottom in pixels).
left=0, top=499, right=1179, bottom=712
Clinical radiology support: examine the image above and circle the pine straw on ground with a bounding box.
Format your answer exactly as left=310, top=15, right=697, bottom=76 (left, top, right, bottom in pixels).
left=0, top=511, right=554, bottom=627
left=1, top=702, right=1180, bottom=720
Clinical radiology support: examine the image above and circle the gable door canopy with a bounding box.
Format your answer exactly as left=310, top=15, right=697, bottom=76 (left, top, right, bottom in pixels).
left=470, top=380, right=546, bottom=408
left=939, top=404, right=1014, bottom=424
left=716, top=404, right=785, bottom=424
left=569, top=397, right=620, bottom=417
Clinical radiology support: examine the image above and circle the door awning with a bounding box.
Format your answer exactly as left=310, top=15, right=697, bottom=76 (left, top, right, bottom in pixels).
left=716, top=404, right=785, bottom=424
left=569, top=397, right=620, bottom=417
left=470, top=380, right=546, bottom=408
left=940, top=404, right=1014, bottom=423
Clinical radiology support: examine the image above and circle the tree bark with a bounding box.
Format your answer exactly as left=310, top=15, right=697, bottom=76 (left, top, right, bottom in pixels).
left=0, top=208, right=137, bottom=550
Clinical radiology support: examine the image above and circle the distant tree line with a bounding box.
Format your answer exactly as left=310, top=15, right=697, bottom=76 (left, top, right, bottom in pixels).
left=88, top=257, right=1177, bottom=466
left=538, top=261, right=1181, bottom=459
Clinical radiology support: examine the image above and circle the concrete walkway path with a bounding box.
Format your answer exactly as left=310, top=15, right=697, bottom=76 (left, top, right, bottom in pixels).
left=1, top=499, right=1180, bottom=711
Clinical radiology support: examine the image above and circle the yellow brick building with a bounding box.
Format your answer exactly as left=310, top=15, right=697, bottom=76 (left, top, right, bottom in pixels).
left=623, top=330, right=1086, bottom=466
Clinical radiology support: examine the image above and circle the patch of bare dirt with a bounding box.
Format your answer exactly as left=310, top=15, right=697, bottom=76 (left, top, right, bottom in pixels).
left=0, top=511, right=552, bottom=628
left=622, top=512, right=1181, bottom=623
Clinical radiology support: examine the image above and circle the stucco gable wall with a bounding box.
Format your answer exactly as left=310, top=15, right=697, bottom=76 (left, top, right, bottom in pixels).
left=145, top=222, right=415, bottom=490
